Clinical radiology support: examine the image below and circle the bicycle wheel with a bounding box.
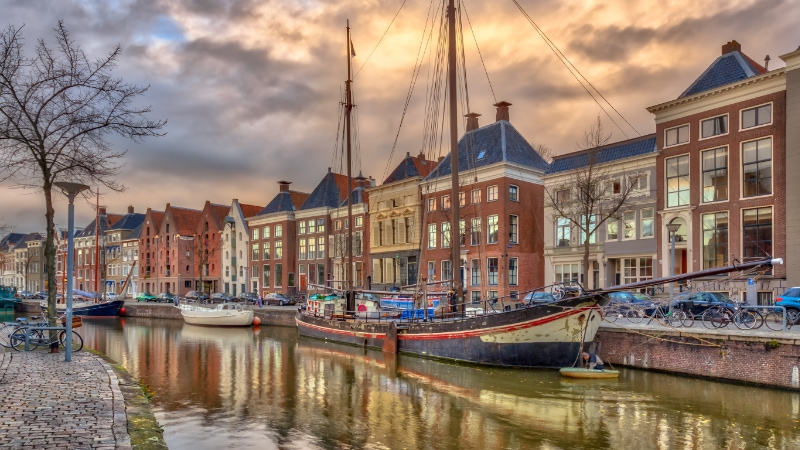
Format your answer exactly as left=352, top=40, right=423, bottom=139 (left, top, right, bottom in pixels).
left=603, top=307, right=619, bottom=323
left=667, top=310, right=683, bottom=327
left=10, top=328, right=37, bottom=351
left=626, top=308, right=645, bottom=323
left=734, top=310, right=757, bottom=330
left=702, top=308, right=720, bottom=329
left=681, top=311, right=695, bottom=328
left=0, top=323, right=17, bottom=348
left=713, top=309, right=732, bottom=329
left=764, top=311, right=787, bottom=331
left=749, top=311, right=764, bottom=329
left=59, top=330, right=83, bottom=352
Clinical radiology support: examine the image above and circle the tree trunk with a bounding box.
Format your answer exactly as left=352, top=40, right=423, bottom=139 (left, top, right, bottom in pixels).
left=43, top=178, right=59, bottom=352
left=582, top=216, right=591, bottom=289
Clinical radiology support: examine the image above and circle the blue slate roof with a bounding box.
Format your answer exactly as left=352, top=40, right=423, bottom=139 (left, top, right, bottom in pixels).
left=127, top=223, right=143, bottom=240
left=424, top=121, right=549, bottom=180
left=385, top=156, right=421, bottom=183
left=261, top=192, right=298, bottom=214
left=680, top=51, right=765, bottom=98
left=340, top=187, right=367, bottom=207
left=109, top=213, right=145, bottom=231
left=300, top=170, right=348, bottom=210
left=0, top=233, right=26, bottom=251
left=546, top=134, right=657, bottom=175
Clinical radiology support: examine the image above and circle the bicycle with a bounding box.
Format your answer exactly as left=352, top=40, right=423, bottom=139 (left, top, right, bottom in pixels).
left=646, top=305, right=694, bottom=328
left=8, top=315, right=83, bottom=352
left=0, top=314, right=48, bottom=348
left=603, top=304, right=645, bottom=323
left=764, top=308, right=798, bottom=331
left=701, top=304, right=762, bottom=330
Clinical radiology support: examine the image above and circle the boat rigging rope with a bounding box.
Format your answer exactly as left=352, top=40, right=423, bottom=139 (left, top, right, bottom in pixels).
left=354, top=0, right=409, bottom=80
left=603, top=317, right=724, bottom=348
left=509, top=0, right=640, bottom=139
left=460, top=0, right=496, bottom=104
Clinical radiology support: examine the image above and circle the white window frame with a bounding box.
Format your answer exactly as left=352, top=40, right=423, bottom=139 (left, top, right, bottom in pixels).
left=487, top=185, right=498, bottom=202
left=628, top=172, right=649, bottom=193
left=509, top=215, right=518, bottom=244
left=428, top=223, right=437, bottom=249
left=739, top=102, right=773, bottom=131
left=428, top=197, right=437, bottom=212
left=607, top=220, right=618, bottom=241
left=701, top=146, right=729, bottom=204
left=442, top=195, right=451, bottom=210
left=664, top=123, right=690, bottom=148
left=471, top=189, right=481, bottom=204
left=666, top=154, right=691, bottom=208
left=623, top=211, right=636, bottom=240
left=487, top=215, right=499, bottom=244
left=740, top=136, right=773, bottom=199
left=699, top=113, right=729, bottom=140
left=640, top=208, right=654, bottom=239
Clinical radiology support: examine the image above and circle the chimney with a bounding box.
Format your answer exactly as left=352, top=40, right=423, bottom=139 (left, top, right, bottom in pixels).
left=494, top=101, right=512, bottom=122
left=98, top=206, right=107, bottom=216
left=417, top=151, right=426, bottom=162
left=166, top=203, right=171, bottom=208
left=127, top=205, right=134, bottom=214
left=722, top=40, right=741, bottom=55
left=355, top=172, right=368, bottom=189
left=278, top=180, right=291, bottom=192
left=465, top=112, right=481, bottom=131
left=369, top=176, right=376, bottom=187
left=764, top=55, right=771, bottom=71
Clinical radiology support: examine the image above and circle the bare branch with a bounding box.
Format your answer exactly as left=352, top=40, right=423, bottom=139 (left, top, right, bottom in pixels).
left=0, top=22, right=166, bottom=325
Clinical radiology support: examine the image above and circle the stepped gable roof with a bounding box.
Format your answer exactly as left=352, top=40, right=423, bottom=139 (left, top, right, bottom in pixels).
left=147, top=210, right=165, bottom=231
left=107, top=214, right=125, bottom=228
left=170, top=206, right=202, bottom=235
left=300, top=170, right=350, bottom=210
left=383, top=152, right=435, bottom=184
left=239, top=203, right=263, bottom=218
left=424, top=121, right=549, bottom=180
left=546, top=134, right=657, bottom=175
left=0, top=233, right=27, bottom=251
left=109, top=213, right=145, bottom=231
left=680, top=50, right=766, bottom=99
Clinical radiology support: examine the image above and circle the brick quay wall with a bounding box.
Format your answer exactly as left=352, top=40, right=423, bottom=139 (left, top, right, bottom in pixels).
left=595, top=326, right=800, bottom=390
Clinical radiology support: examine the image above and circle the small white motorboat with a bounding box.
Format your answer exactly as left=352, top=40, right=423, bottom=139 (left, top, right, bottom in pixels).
left=178, top=301, right=254, bottom=326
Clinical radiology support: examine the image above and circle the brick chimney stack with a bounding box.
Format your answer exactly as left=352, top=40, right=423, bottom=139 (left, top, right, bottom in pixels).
left=278, top=180, right=291, bottom=192
left=494, top=101, right=512, bottom=122
left=465, top=112, right=481, bottom=131
left=98, top=206, right=107, bottom=216
left=127, top=205, right=134, bottom=214
left=355, top=172, right=368, bottom=189
left=722, top=40, right=741, bottom=55
left=417, top=151, right=426, bottom=162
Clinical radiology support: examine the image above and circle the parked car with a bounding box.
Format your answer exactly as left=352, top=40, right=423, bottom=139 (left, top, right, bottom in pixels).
left=775, top=287, right=800, bottom=323
left=16, top=290, right=33, bottom=299
left=234, top=292, right=259, bottom=303
left=186, top=291, right=210, bottom=302
left=264, top=293, right=294, bottom=306
left=671, top=291, right=736, bottom=317
left=33, top=291, right=46, bottom=300
left=523, top=291, right=557, bottom=305
left=158, top=292, right=177, bottom=303
left=136, top=292, right=158, bottom=302
left=209, top=293, right=234, bottom=303
left=607, top=291, right=660, bottom=316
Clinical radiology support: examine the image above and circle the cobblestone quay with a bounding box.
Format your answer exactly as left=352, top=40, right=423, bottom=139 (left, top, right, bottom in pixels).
left=0, top=349, right=158, bottom=449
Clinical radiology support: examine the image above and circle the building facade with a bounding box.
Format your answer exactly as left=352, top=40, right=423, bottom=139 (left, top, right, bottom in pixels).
left=544, top=135, right=658, bottom=290
left=647, top=40, right=799, bottom=303
left=221, top=199, right=263, bottom=296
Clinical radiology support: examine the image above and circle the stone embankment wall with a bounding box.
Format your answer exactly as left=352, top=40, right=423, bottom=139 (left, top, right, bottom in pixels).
left=596, top=327, right=800, bottom=390
left=122, top=303, right=296, bottom=327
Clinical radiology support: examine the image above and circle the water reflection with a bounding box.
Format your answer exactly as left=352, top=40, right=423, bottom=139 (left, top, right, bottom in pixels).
left=78, top=317, right=800, bottom=450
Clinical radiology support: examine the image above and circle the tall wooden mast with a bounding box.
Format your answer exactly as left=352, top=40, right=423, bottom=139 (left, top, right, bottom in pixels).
left=94, top=189, right=100, bottom=293
left=447, top=0, right=463, bottom=308
left=345, top=21, right=355, bottom=310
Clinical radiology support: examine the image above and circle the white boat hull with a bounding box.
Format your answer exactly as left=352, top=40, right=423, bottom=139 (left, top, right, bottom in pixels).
left=179, top=303, right=254, bottom=326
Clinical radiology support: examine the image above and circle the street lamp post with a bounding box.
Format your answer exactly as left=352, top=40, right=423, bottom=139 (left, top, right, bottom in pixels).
left=54, top=181, right=90, bottom=362
left=666, top=222, right=681, bottom=308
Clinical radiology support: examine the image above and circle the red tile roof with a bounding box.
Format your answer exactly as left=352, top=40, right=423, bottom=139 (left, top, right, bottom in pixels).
left=332, top=173, right=351, bottom=203
left=150, top=210, right=165, bottom=230
left=208, top=203, right=230, bottom=224
left=169, top=206, right=203, bottom=236
left=239, top=203, right=263, bottom=218
left=289, top=191, right=310, bottom=208
left=107, top=213, right=125, bottom=227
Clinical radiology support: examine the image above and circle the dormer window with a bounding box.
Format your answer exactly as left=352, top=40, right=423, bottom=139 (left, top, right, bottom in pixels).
left=477, top=151, right=486, bottom=159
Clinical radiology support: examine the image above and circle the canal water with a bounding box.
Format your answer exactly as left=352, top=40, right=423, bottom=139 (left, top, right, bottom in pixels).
left=73, top=316, right=799, bottom=449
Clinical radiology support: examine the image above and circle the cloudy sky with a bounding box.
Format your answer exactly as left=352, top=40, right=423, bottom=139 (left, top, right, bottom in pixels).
left=2, top=0, right=798, bottom=233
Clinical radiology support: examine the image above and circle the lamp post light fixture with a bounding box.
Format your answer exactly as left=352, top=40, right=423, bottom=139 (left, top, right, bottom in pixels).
left=54, top=181, right=90, bottom=362
left=666, top=222, right=682, bottom=307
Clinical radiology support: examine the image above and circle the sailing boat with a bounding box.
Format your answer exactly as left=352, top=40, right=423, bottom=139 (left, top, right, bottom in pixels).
left=294, top=5, right=782, bottom=368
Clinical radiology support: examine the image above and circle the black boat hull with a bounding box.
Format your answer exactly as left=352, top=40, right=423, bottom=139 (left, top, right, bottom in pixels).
left=42, top=300, right=124, bottom=317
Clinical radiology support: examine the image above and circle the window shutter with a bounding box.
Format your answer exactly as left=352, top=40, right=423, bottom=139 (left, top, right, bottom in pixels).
left=372, top=222, right=380, bottom=247
left=398, top=219, right=406, bottom=244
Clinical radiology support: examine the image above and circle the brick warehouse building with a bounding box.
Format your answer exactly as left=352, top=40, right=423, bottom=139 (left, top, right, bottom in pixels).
left=647, top=40, right=800, bottom=302
left=420, top=102, right=549, bottom=302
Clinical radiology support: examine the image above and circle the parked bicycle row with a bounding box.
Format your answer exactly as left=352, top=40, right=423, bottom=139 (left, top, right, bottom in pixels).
left=0, top=314, right=84, bottom=351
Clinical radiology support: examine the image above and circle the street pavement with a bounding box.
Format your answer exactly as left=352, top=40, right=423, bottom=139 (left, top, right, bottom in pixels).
left=601, top=316, right=800, bottom=338
left=0, top=348, right=131, bottom=449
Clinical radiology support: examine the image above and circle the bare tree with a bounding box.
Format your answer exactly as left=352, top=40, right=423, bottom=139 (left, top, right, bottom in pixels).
left=0, top=22, right=165, bottom=333
left=545, top=116, right=641, bottom=286
left=533, top=143, right=554, bottom=163
left=192, top=235, right=222, bottom=296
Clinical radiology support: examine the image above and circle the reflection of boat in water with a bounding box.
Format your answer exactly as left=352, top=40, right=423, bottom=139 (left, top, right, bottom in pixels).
left=560, top=367, right=620, bottom=379
left=178, top=302, right=254, bottom=326
left=180, top=323, right=254, bottom=343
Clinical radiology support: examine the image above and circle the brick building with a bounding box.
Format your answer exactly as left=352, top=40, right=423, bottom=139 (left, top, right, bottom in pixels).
left=103, top=207, right=144, bottom=297
left=139, top=207, right=165, bottom=294
left=647, top=40, right=800, bottom=302
left=74, top=208, right=123, bottom=294
left=247, top=181, right=309, bottom=298
left=330, top=174, right=372, bottom=290
left=296, top=169, right=351, bottom=296
left=420, top=102, right=549, bottom=302
left=119, top=223, right=142, bottom=298
left=369, top=153, right=434, bottom=291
